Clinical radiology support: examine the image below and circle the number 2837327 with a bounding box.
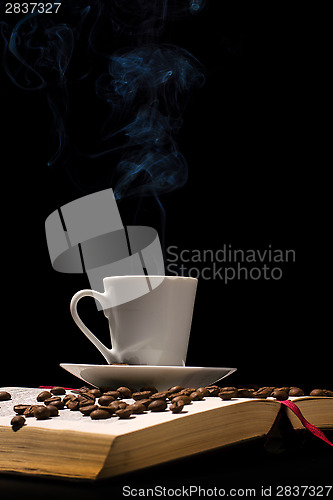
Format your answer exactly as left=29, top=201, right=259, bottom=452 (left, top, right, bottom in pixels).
left=5, top=3, right=61, bottom=14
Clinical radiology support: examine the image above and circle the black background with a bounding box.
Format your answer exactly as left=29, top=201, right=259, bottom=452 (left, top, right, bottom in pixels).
left=0, top=3, right=328, bottom=397
left=0, top=1, right=331, bottom=495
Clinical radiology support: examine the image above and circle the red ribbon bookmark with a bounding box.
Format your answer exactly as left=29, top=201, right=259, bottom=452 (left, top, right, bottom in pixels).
left=280, top=399, right=333, bottom=447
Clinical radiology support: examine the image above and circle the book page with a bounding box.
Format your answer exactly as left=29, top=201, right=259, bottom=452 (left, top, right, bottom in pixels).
left=0, top=387, right=273, bottom=437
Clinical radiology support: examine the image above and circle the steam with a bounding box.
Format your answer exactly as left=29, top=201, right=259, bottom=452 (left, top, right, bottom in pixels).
left=0, top=0, right=206, bottom=199
left=96, top=44, right=205, bottom=199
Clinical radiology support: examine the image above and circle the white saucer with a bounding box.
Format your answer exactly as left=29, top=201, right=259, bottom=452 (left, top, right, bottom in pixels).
left=60, top=364, right=237, bottom=391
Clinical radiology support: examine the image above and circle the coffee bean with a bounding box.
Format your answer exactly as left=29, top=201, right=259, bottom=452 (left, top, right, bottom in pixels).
left=324, top=390, right=333, bottom=397
left=51, top=387, right=66, bottom=395
left=34, top=406, right=51, bottom=420
left=129, top=402, right=146, bottom=414
left=132, top=391, right=152, bottom=400
left=78, top=386, right=94, bottom=394
left=168, top=386, right=184, bottom=394
left=90, top=409, right=111, bottom=420
left=24, top=405, right=43, bottom=417
left=172, top=395, right=191, bottom=405
left=288, top=387, right=304, bottom=397
left=63, top=394, right=77, bottom=404
left=271, top=389, right=289, bottom=401
left=189, top=391, right=204, bottom=401
left=44, top=396, right=61, bottom=406
left=66, top=400, right=80, bottom=411
left=140, top=386, right=158, bottom=394
left=103, top=390, right=120, bottom=399
left=117, top=387, right=132, bottom=398
left=148, top=400, right=167, bottom=412
left=219, top=391, right=236, bottom=400
left=195, top=387, right=210, bottom=397
left=46, top=405, right=59, bottom=417
left=169, top=400, right=185, bottom=413
left=88, top=389, right=102, bottom=398
left=252, top=387, right=274, bottom=399
left=0, top=391, right=11, bottom=401
left=181, top=388, right=197, bottom=395
left=80, top=405, right=98, bottom=416
left=37, top=391, right=52, bottom=402
left=150, top=391, right=169, bottom=401
left=237, top=388, right=255, bottom=398
left=98, top=405, right=116, bottom=415
left=116, top=408, right=133, bottom=419
left=98, top=395, right=115, bottom=406
left=206, top=385, right=221, bottom=397
left=13, top=404, right=30, bottom=415
left=48, top=399, right=65, bottom=410
left=78, top=393, right=95, bottom=403
left=220, top=387, right=238, bottom=399
left=135, top=398, right=151, bottom=409
left=277, top=387, right=290, bottom=393
left=11, top=415, right=26, bottom=429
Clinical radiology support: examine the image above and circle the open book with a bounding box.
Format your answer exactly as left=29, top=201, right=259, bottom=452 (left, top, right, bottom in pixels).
left=0, top=387, right=332, bottom=480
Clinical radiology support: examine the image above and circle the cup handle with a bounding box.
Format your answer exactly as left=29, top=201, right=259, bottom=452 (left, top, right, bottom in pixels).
left=70, top=289, right=118, bottom=364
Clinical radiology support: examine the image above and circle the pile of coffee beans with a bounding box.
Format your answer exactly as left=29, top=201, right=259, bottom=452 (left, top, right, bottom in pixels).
left=5, top=384, right=333, bottom=430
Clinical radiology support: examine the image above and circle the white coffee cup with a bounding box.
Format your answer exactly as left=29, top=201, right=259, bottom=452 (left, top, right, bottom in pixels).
left=70, top=276, right=197, bottom=366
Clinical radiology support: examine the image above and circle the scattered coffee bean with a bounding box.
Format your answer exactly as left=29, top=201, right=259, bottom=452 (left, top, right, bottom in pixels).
left=88, top=389, right=102, bottom=398
left=132, top=391, right=152, bottom=400
left=189, top=391, right=204, bottom=401
left=24, top=405, right=43, bottom=417
left=148, top=400, right=167, bottom=412
left=219, top=387, right=238, bottom=399
left=206, top=386, right=221, bottom=397
left=288, top=387, right=304, bottom=397
left=78, top=386, right=93, bottom=394
left=80, top=404, right=98, bottom=416
left=150, top=391, right=169, bottom=401
left=196, top=387, right=210, bottom=397
left=271, top=389, right=289, bottom=401
left=103, top=390, right=120, bottom=399
left=13, top=404, right=30, bottom=415
left=51, top=387, right=66, bottom=395
left=117, top=387, right=132, bottom=398
left=140, top=386, right=158, bottom=394
left=78, top=393, right=95, bottom=402
left=63, top=394, right=77, bottom=404
left=98, top=405, right=116, bottom=415
left=37, top=391, right=52, bottom=402
left=66, top=400, right=80, bottom=411
left=46, top=405, right=59, bottom=417
left=181, top=388, right=197, bottom=395
left=168, top=386, right=184, bottom=394
left=116, top=408, right=133, bottom=419
left=34, top=406, right=51, bottom=420
left=0, top=391, right=11, bottom=401
left=172, top=395, right=191, bottom=405
left=135, top=398, right=151, bottom=409
left=219, top=391, right=236, bottom=401
left=90, top=409, right=111, bottom=420
left=11, top=415, right=25, bottom=429
left=44, top=396, right=61, bottom=406
left=277, top=387, right=290, bottom=393
left=237, top=388, right=255, bottom=398
left=48, top=399, right=65, bottom=410
left=252, top=387, right=274, bottom=399
left=169, top=400, right=185, bottom=413
left=98, top=395, right=115, bottom=406
left=129, top=402, right=146, bottom=414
